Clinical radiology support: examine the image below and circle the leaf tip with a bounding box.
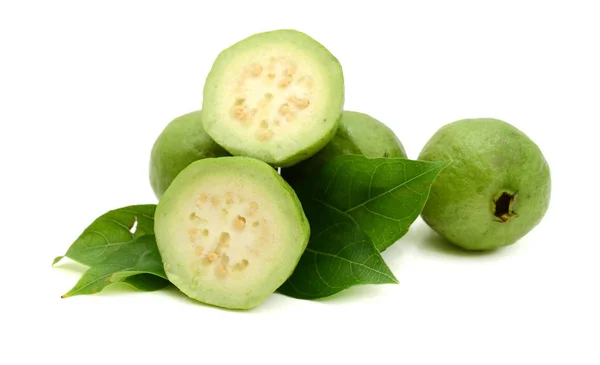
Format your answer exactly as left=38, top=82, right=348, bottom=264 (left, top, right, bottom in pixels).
left=52, top=256, right=64, bottom=266
left=61, top=288, right=78, bottom=298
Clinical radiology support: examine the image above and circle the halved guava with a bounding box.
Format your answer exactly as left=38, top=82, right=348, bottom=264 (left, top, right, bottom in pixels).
left=202, top=29, right=344, bottom=167
left=149, top=110, right=229, bottom=199
left=282, top=110, right=407, bottom=180
left=154, top=156, right=310, bottom=309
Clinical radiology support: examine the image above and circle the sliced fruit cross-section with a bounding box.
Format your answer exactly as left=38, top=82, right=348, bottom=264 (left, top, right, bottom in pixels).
left=154, top=156, right=310, bottom=309
left=202, top=29, right=344, bottom=167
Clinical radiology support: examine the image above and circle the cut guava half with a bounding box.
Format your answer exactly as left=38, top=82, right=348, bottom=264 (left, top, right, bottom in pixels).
left=202, top=29, right=344, bottom=167
left=154, top=156, right=310, bottom=309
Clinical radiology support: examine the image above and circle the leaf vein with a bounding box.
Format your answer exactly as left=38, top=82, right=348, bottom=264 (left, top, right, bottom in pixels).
left=322, top=160, right=352, bottom=197
left=74, top=231, right=133, bottom=256
left=121, top=209, right=154, bottom=220
left=98, top=217, right=135, bottom=236
left=345, top=165, right=442, bottom=213
left=362, top=206, right=403, bottom=222
left=304, top=247, right=396, bottom=282
left=66, top=267, right=134, bottom=296
left=313, top=253, right=337, bottom=289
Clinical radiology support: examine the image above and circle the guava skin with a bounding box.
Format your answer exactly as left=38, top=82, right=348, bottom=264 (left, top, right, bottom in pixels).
left=149, top=110, right=230, bottom=199
left=282, top=110, right=407, bottom=180
left=418, top=118, right=551, bottom=251
left=309, top=110, right=407, bottom=162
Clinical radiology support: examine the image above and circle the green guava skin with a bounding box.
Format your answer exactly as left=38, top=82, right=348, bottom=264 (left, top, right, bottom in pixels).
left=202, top=29, right=344, bottom=167
left=154, top=156, right=310, bottom=309
left=306, top=110, right=407, bottom=162
left=149, top=110, right=230, bottom=199
left=418, top=118, right=551, bottom=251
left=282, top=110, right=407, bottom=180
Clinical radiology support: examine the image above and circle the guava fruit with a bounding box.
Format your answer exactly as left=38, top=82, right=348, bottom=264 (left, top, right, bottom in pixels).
left=149, top=110, right=229, bottom=199
left=418, top=118, right=551, bottom=251
left=154, top=156, right=310, bottom=309
left=293, top=110, right=405, bottom=166
left=202, top=29, right=344, bottom=167
left=326, top=110, right=407, bottom=159
left=281, top=110, right=406, bottom=181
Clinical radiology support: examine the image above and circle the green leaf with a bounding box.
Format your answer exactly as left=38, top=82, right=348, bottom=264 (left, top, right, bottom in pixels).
left=278, top=155, right=449, bottom=299
left=278, top=200, right=398, bottom=299
left=54, top=204, right=157, bottom=266
left=122, top=274, right=171, bottom=291
left=61, top=235, right=169, bottom=298
left=287, top=155, right=450, bottom=251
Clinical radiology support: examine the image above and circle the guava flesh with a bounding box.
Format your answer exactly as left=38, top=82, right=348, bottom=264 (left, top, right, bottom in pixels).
left=418, top=118, right=551, bottom=250
left=154, top=156, right=310, bottom=309
left=282, top=110, right=406, bottom=180
left=202, top=29, right=344, bottom=167
left=149, top=110, right=229, bottom=199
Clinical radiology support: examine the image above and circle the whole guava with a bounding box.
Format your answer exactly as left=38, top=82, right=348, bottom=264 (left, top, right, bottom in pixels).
left=418, top=118, right=551, bottom=250
left=149, top=110, right=230, bottom=199
left=282, top=110, right=406, bottom=180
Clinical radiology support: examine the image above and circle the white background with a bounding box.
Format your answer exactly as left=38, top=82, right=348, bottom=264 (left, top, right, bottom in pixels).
left=1, top=1, right=598, bottom=364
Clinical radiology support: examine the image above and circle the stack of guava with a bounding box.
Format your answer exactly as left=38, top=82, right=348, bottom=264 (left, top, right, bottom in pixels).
left=149, top=29, right=551, bottom=309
